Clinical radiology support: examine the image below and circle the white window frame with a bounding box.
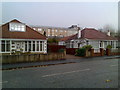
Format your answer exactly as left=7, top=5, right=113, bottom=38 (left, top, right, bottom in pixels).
left=9, top=22, right=26, bottom=32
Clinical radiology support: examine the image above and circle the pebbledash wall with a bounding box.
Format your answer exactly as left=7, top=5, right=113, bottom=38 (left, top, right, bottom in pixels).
left=1, top=51, right=66, bottom=64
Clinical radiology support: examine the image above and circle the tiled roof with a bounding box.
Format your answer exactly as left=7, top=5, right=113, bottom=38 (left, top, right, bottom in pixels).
left=82, top=28, right=117, bottom=40
left=1, top=19, right=47, bottom=40
left=60, top=28, right=117, bottom=41
left=60, top=34, right=78, bottom=41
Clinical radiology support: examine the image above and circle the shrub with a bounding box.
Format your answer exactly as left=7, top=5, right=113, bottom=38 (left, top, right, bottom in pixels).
left=47, top=38, right=59, bottom=43
left=106, top=45, right=112, bottom=49
left=82, top=45, right=93, bottom=50
left=58, top=49, right=65, bottom=53
left=11, top=48, right=24, bottom=55
left=75, top=48, right=86, bottom=56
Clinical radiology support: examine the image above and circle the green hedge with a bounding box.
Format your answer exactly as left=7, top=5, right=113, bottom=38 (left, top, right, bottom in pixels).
left=75, top=48, right=86, bottom=56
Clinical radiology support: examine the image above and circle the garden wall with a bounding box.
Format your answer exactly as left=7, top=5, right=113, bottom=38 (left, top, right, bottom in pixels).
left=106, top=49, right=120, bottom=56
left=1, top=51, right=66, bottom=64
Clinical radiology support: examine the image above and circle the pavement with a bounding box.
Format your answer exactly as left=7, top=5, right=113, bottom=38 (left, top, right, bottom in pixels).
left=2, top=54, right=120, bottom=70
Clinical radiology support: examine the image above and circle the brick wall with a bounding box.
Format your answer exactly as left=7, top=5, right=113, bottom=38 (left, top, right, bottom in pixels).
left=1, top=51, right=66, bottom=64
left=86, top=48, right=104, bottom=57
left=106, top=48, right=120, bottom=56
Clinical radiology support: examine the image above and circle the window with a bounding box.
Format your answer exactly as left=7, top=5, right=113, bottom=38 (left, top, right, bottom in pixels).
left=104, top=41, right=107, bottom=48
left=25, top=41, right=27, bottom=51
left=1, top=40, right=10, bottom=52
left=9, top=22, right=26, bottom=32
left=37, top=41, right=39, bottom=51
left=111, top=41, right=114, bottom=48
left=28, top=41, right=31, bottom=51
left=38, top=28, right=42, bottom=31
left=70, top=41, right=74, bottom=48
left=48, top=29, right=50, bottom=32
left=33, top=41, right=35, bottom=51
left=6, top=41, right=10, bottom=51
left=40, top=41, right=43, bottom=51
left=86, top=40, right=89, bottom=45
left=1, top=41, right=5, bottom=52
left=99, top=41, right=103, bottom=48
left=116, top=41, right=118, bottom=48
left=52, top=29, right=54, bottom=36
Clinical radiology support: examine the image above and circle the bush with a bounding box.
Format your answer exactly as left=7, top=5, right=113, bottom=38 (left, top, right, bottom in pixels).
left=58, top=49, right=65, bottom=53
left=11, top=48, right=24, bottom=55
left=48, top=38, right=59, bottom=43
left=75, top=48, right=86, bottom=56
left=82, top=45, right=93, bottom=50
left=106, top=45, right=112, bottom=49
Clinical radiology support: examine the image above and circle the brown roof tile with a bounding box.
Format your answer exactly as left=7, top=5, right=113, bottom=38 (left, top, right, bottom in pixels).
left=60, top=34, right=78, bottom=41
left=1, top=19, right=47, bottom=40
left=82, top=28, right=117, bottom=40
left=60, top=28, right=117, bottom=41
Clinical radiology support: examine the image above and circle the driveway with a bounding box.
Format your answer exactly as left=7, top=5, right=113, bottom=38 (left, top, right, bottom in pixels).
left=65, top=54, right=82, bottom=59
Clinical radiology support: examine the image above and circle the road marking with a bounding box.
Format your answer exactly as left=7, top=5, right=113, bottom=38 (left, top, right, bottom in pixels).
left=42, top=68, right=90, bottom=77
left=0, top=81, right=8, bottom=84
left=110, top=65, right=117, bottom=67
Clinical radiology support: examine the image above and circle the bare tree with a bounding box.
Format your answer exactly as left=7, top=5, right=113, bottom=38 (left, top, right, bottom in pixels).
left=103, top=24, right=118, bottom=37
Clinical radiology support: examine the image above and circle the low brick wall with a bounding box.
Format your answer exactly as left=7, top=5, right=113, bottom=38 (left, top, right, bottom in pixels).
left=87, top=48, right=104, bottom=57
left=106, top=49, right=120, bottom=56
left=93, top=53, right=102, bottom=57
left=1, top=51, right=66, bottom=64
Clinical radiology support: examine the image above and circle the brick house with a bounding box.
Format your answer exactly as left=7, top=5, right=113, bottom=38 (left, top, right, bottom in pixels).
left=59, top=28, right=118, bottom=51
left=0, top=19, right=47, bottom=54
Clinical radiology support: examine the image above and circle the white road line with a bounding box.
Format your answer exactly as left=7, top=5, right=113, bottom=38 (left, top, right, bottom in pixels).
left=0, top=81, right=8, bottom=84
left=42, top=68, right=90, bottom=77
left=110, top=65, right=118, bottom=67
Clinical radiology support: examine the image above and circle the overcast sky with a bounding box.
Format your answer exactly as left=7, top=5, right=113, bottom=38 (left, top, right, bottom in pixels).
left=2, top=2, right=118, bottom=30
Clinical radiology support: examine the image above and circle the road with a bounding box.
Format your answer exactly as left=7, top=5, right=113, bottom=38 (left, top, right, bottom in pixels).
left=2, top=56, right=119, bottom=88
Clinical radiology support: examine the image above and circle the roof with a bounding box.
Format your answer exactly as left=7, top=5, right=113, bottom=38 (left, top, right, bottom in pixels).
left=60, top=28, right=117, bottom=41
left=1, top=19, right=47, bottom=40
left=60, top=34, right=78, bottom=41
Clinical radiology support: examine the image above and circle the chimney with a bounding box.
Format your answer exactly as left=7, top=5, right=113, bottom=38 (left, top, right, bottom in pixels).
left=107, top=30, right=110, bottom=36
left=77, top=27, right=81, bottom=38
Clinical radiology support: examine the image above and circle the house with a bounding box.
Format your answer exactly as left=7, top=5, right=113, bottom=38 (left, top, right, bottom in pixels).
left=32, top=26, right=78, bottom=38
left=59, top=28, right=118, bottom=50
left=0, top=19, right=47, bottom=54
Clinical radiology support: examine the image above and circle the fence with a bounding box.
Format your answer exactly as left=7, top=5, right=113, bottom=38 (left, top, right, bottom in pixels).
left=66, top=48, right=78, bottom=55
left=1, top=51, right=66, bottom=64
left=48, top=44, right=66, bottom=53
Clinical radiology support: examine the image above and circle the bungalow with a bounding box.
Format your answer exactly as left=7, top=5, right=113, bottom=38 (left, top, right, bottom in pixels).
left=0, top=19, right=47, bottom=54
left=59, top=28, right=118, bottom=51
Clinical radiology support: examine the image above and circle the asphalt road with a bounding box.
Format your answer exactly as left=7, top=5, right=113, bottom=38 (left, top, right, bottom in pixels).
left=2, top=56, right=119, bottom=88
